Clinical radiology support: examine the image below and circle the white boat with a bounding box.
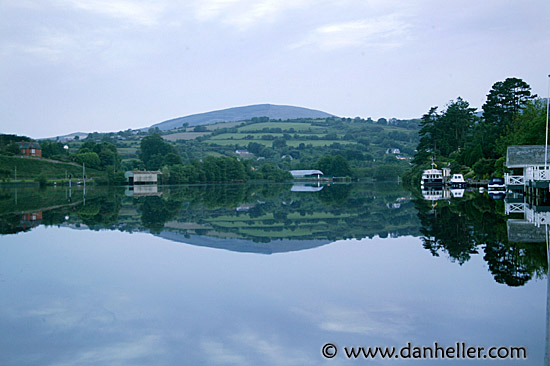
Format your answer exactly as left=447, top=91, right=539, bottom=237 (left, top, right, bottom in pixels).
left=450, top=188, right=465, bottom=198
left=450, top=174, right=466, bottom=187
left=488, top=177, right=505, bottom=190
left=421, top=169, right=443, bottom=187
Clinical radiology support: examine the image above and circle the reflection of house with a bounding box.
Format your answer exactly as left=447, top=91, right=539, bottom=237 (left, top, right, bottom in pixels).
left=124, top=171, right=161, bottom=185
left=18, top=141, right=42, bottom=157
left=290, top=170, right=324, bottom=180
left=20, top=212, right=43, bottom=229
left=386, top=148, right=400, bottom=154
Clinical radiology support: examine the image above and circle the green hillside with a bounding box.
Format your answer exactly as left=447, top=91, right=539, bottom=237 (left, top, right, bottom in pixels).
left=0, top=155, right=104, bottom=182
left=62, top=115, right=419, bottom=181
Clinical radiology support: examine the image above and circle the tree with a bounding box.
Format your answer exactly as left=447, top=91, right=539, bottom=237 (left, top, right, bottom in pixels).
left=412, top=107, right=440, bottom=165
left=315, top=154, right=352, bottom=177
left=483, top=77, right=535, bottom=130
left=436, top=97, right=476, bottom=156
left=139, top=134, right=177, bottom=170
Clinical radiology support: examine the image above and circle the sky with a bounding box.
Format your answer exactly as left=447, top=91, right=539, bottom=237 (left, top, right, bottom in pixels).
left=1, top=0, right=549, bottom=138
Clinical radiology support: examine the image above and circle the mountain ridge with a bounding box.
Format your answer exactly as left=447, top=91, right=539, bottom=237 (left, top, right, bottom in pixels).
left=148, top=104, right=336, bottom=131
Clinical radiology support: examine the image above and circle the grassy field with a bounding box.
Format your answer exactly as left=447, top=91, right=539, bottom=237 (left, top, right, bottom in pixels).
left=238, top=122, right=324, bottom=132
left=163, top=132, right=211, bottom=141
left=0, top=155, right=104, bottom=180
left=207, top=139, right=356, bottom=147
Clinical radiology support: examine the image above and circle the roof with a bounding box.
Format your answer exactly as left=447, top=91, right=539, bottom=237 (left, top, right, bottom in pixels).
left=18, top=141, right=41, bottom=149
left=506, top=145, right=550, bottom=168
left=289, top=170, right=324, bottom=178
left=132, top=170, right=162, bottom=174
left=125, top=170, right=162, bottom=178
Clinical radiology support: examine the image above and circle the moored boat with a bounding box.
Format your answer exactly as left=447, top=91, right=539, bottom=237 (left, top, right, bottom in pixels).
left=450, top=174, right=466, bottom=187
left=488, top=177, right=505, bottom=191
left=421, top=169, right=443, bottom=187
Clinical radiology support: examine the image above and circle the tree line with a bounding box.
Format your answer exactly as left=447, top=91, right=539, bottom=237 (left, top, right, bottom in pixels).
left=406, top=77, right=544, bottom=183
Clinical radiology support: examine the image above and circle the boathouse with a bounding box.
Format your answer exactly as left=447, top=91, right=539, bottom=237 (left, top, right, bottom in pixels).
left=124, top=170, right=161, bottom=185
left=505, top=145, right=550, bottom=189
left=289, top=170, right=324, bottom=180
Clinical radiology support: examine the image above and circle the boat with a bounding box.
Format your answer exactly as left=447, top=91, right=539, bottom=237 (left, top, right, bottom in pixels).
left=450, top=174, right=466, bottom=187
left=450, top=188, right=465, bottom=198
left=488, top=191, right=506, bottom=200
left=488, top=177, right=505, bottom=191
left=421, top=169, right=443, bottom=187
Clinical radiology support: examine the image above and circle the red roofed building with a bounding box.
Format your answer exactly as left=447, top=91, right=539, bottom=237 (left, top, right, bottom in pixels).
left=18, top=141, right=42, bottom=157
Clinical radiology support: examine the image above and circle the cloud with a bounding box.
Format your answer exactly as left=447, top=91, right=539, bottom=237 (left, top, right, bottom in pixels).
left=295, top=304, right=414, bottom=340
left=58, top=335, right=164, bottom=366
left=190, top=0, right=312, bottom=30
left=55, top=0, right=164, bottom=26
left=201, top=330, right=313, bottom=365
left=291, top=15, right=411, bottom=51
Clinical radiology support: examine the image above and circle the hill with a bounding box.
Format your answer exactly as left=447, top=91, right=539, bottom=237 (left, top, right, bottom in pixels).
left=149, top=104, right=336, bottom=131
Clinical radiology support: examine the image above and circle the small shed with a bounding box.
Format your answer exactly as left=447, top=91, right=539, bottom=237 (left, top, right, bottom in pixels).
left=289, top=170, right=324, bottom=179
left=125, top=170, right=161, bottom=185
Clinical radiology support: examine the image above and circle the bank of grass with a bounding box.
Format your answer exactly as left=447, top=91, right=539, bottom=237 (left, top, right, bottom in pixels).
left=0, top=155, right=106, bottom=181
left=206, top=139, right=356, bottom=147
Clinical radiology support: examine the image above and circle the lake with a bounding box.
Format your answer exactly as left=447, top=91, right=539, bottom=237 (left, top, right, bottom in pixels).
left=0, top=183, right=547, bottom=365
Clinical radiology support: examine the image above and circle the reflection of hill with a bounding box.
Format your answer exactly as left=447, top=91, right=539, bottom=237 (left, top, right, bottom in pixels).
left=0, top=183, right=420, bottom=253
left=157, top=231, right=331, bottom=254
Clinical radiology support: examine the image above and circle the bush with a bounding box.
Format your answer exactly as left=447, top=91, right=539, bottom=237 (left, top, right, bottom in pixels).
left=35, top=173, right=48, bottom=187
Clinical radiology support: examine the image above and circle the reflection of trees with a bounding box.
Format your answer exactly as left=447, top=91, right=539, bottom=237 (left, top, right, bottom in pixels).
left=414, top=192, right=548, bottom=286
left=77, top=191, right=122, bottom=228
left=137, top=195, right=183, bottom=234
left=318, top=184, right=351, bottom=205
left=416, top=200, right=477, bottom=264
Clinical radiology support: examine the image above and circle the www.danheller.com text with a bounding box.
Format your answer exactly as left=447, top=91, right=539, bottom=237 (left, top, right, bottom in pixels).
left=321, top=342, right=527, bottom=360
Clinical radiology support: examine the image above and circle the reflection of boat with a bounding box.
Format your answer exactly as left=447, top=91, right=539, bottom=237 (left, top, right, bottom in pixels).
left=489, top=191, right=506, bottom=200
left=450, top=174, right=466, bottom=187
left=422, top=188, right=450, bottom=201
left=488, top=177, right=505, bottom=190
left=421, top=169, right=443, bottom=187
left=450, top=188, right=465, bottom=198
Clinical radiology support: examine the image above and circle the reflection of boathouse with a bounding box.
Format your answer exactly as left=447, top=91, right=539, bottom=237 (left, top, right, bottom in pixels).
left=505, top=194, right=550, bottom=240
left=125, top=185, right=161, bottom=197
left=125, top=171, right=161, bottom=185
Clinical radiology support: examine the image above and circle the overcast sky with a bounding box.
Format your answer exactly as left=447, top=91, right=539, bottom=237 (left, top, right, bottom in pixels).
left=1, top=0, right=549, bottom=138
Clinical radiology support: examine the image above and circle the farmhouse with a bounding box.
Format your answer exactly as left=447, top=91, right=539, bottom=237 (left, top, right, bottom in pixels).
left=18, top=141, right=42, bottom=157
left=124, top=170, right=162, bottom=185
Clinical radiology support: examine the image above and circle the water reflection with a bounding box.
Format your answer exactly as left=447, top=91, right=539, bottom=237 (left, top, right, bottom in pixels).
left=414, top=188, right=548, bottom=287
left=1, top=184, right=548, bottom=286
left=0, top=183, right=419, bottom=248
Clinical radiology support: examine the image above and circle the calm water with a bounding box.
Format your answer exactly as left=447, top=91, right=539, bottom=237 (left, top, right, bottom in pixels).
left=0, top=184, right=547, bottom=365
